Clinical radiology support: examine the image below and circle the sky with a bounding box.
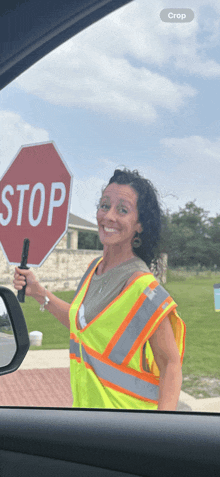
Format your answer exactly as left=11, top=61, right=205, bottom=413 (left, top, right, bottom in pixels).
left=1, top=0, right=220, bottom=225
left=0, top=298, right=8, bottom=316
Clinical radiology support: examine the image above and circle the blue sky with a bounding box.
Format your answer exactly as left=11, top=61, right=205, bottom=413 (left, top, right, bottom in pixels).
left=1, top=0, right=220, bottom=225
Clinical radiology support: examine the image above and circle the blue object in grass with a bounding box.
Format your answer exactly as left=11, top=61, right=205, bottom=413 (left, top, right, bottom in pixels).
left=213, top=284, right=220, bottom=312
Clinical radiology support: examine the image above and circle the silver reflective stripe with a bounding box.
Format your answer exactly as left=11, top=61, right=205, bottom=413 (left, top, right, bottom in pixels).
left=81, top=345, right=159, bottom=402
left=143, top=286, right=156, bottom=300
left=72, top=256, right=101, bottom=301
left=69, top=339, right=159, bottom=401
left=108, top=284, right=170, bottom=365
left=70, top=339, right=81, bottom=358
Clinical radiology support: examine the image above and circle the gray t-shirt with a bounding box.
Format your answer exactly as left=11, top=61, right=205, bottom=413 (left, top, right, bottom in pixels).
left=78, top=257, right=150, bottom=328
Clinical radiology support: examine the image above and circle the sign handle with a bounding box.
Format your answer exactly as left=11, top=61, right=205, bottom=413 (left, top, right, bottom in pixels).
left=17, top=238, right=30, bottom=303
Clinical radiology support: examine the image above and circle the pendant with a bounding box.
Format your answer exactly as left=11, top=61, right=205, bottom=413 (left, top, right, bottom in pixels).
left=99, top=280, right=107, bottom=293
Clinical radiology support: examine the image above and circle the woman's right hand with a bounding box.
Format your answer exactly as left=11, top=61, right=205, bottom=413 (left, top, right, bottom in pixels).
left=13, top=267, right=41, bottom=297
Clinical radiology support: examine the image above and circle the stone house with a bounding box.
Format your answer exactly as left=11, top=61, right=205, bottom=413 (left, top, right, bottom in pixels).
left=0, top=213, right=102, bottom=292
left=57, top=213, right=99, bottom=250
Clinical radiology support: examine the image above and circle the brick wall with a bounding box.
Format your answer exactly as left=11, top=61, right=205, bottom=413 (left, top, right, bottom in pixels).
left=0, top=247, right=103, bottom=293
left=0, top=230, right=167, bottom=293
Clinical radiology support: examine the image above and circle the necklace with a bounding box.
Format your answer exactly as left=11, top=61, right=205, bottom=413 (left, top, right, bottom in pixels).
left=98, top=277, right=108, bottom=293
left=97, top=256, right=135, bottom=293
left=96, top=264, right=108, bottom=293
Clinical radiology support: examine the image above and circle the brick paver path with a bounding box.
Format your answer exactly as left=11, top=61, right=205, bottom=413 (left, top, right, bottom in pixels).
left=0, top=368, right=73, bottom=407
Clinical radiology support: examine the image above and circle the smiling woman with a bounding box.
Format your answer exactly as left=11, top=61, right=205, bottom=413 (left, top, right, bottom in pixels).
left=97, top=182, right=143, bottom=262
left=13, top=167, right=185, bottom=411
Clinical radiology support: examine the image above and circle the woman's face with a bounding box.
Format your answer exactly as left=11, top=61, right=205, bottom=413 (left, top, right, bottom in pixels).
left=97, top=183, right=142, bottom=249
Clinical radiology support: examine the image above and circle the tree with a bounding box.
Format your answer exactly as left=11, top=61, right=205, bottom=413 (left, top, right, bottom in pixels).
left=78, top=231, right=103, bottom=250
left=206, top=215, right=220, bottom=267
left=160, top=201, right=220, bottom=268
left=0, top=312, right=10, bottom=330
left=171, top=201, right=209, bottom=235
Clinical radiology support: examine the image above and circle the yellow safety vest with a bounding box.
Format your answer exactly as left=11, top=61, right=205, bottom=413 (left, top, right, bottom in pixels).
left=69, top=257, right=186, bottom=409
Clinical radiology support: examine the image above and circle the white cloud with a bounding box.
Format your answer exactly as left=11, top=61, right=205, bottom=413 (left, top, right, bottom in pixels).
left=71, top=158, right=118, bottom=223
left=0, top=110, right=49, bottom=178
left=159, top=135, right=220, bottom=216
left=70, top=157, right=175, bottom=224
left=14, top=0, right=213, bottom=122
left=15, top=52, right=196, bottom=122
left=161, top=135, right=220, bottom=164
left=71, top=134, right=220, bottom=221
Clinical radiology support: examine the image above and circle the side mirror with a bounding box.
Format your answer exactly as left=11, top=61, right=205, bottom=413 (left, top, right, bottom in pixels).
left=0, top=287, right=29, bottom=376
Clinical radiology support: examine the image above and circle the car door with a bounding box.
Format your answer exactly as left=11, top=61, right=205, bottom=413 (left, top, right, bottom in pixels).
left=1, top=1, right=220, bottom=476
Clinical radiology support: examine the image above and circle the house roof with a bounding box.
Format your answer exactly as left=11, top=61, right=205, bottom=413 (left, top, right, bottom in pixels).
left=68, top=213, right=98, bottom=232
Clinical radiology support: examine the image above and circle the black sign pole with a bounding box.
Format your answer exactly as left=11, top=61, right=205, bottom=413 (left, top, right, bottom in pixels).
left=17, top=238, right=30, bottom=303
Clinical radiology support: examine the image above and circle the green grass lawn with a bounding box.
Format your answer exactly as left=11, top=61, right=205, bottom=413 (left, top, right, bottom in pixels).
left=165, top=275, right=220, bottom=378
left=20, top=290, right=74, bottom=350
left=20, top=276, right=220, bottom=380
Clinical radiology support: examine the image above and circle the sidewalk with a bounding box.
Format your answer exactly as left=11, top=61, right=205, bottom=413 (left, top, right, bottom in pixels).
left=19, top=349, right=70, bottom=370
left=3, top=349, right=220, bottom=412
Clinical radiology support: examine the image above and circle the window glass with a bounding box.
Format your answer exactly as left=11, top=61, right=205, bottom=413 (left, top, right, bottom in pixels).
left=1, top=0, right=220, bottom=412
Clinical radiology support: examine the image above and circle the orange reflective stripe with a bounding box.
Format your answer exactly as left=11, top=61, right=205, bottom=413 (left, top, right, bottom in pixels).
left=122, top=299, right=176, bottom=366
left=98, top=378, right=158, bottom=404
left=106, top=285, right=172, bottom=365
left=70, top=337, right=80, bottom=353
left=82, top=346, right=159, bottom=401
left=74, top=268, right=100, bottom=327
left=81, top=364, right=158, bottom=403
left=103, top=279, right=161, bottom=359
left=142, top=296, right=174, bottom=339
left=82, top=341, right=158, bottom=385
left=70, top=332, right=79, bottom=342
left=166, top=309, right=186, bottom=364
left=179, top=319, right=186, bottom=363
left=103, top=292, right=146, bottom=358
left=146, top=280, right=160, bottom=290
left=70, top=354, right=81, bottom=363
left=70, top=338, right=159, bottom=401
left=70, top=257, right=103, bottom=308
left=80, top=273, right=147, bottom=334
left=70, top=335, right=81, bottom=362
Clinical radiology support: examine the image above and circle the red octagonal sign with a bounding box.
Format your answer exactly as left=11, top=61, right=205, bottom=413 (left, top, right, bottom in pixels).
left=0, top=142, right=73, bottom=266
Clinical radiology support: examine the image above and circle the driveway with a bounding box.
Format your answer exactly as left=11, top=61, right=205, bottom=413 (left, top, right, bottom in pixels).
left=0, top=367, right=73, bottom=407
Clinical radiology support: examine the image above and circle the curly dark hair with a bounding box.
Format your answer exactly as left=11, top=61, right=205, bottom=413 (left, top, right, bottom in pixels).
left=105, top=168, right=162, bottom=267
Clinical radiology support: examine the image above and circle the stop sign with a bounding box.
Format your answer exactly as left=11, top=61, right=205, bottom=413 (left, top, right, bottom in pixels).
left=0, top=141, right=73, bottom=266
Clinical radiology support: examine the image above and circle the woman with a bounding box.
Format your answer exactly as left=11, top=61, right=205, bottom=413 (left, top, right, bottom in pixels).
left=14, top=168, right=185, bottom=411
